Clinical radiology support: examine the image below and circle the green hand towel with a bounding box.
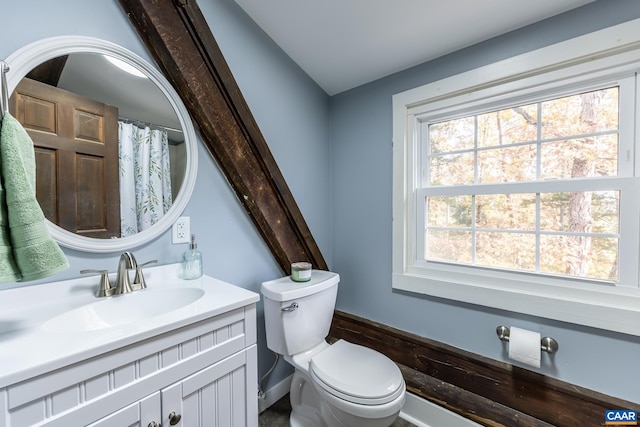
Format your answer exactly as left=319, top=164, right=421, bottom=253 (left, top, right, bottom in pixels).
left=0, top=182, right=20, bottom=282
left=0, top=113, right=68, bottom=282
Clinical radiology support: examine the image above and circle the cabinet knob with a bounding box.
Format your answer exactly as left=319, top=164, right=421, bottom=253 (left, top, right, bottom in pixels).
left=147, top=422, right=159, bottom=427
left=169, top=411, right=182, bottom=425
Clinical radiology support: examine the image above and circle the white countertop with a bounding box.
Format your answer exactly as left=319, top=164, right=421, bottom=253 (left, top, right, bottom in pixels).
left=0, top=263, right=260, bottom=387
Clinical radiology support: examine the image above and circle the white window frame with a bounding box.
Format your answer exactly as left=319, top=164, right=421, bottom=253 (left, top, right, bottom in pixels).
left=392, top=19, right=640, bottom=336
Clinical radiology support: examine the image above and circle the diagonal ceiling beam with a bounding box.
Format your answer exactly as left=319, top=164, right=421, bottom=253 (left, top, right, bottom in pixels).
left=118, top=0, right=327, bottom=273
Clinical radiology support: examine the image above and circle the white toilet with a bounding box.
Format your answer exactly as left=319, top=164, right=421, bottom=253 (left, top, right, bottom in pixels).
left=261, top=270, right=406, bottom=427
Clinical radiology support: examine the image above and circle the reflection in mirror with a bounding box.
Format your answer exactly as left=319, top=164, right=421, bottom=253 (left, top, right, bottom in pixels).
left=5, top=37, right=198, bottom=253
left=12, top=53, right=187, bottom=238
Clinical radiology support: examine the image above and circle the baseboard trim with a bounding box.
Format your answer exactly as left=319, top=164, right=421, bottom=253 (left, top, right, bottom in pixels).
left=401, top=392, right=482, bottom=427
left=258, top=374, right=292, bottom=413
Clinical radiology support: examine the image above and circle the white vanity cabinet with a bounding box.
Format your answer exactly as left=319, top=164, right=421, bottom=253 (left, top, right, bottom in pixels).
left=0, top=301, right=258, bottom=427
left=160, top=345, right=254, bottom=427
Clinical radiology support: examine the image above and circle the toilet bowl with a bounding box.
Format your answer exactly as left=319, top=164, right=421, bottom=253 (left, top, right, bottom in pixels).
left=261, top=271, right=406, bottom=427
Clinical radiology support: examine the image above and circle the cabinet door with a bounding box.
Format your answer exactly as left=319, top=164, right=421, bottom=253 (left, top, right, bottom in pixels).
left=87, top=392, right=161, bottom=427
left=161, top=351, right=251, bottom=427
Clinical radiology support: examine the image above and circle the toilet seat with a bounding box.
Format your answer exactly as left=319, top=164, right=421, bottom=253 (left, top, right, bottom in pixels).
left=309, top=340, right=404, bottom=405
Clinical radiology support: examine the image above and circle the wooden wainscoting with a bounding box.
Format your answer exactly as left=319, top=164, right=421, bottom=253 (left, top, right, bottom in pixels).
left=330, top=310, right=640, bottom=427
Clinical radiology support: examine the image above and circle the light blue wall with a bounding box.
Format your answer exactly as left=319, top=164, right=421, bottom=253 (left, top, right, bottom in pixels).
left=4, top=0, right=640, bottom=407
left=330, top=0, right=640, bottom=402
left=0, top=0, right=330, bottom=392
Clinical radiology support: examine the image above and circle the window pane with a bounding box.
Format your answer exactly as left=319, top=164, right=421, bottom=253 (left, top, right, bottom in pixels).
left=540, top=191, right=619, bottom=234
left=475, top=232, right=535, bottom=271
left=429, top=152, right=474, bottom=185
left=427, top=196, right=472, bottom=227
left=476, top=194, right=536, bottom=230
left=541, top=87, right=618, bottom=139
left=420, top=84, right=625, bottom=284
left=429, top=117, right=474, bottom=153
left=540, top=135, right=618, bottom=179
left=426, top=229, right=472, bottom=264
left=478, top=144, right=537, bottom=183
left=540, top=235, right=618, bottom=281
left=477, top=104, right=537, bottom=148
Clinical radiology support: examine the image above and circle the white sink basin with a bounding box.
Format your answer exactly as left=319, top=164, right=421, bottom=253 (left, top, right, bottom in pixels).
left=42, top=288, right=205, bottom=332
left=0, top=320, right=32, bottom=339
left=0, top=263, right=260, bottom=389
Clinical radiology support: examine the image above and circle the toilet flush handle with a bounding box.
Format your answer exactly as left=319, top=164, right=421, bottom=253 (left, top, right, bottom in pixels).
left=281, top=302, right=299, bottom=312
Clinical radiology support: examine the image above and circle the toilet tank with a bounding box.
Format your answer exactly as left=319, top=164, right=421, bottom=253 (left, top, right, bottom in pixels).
left=261, top=270, right=339, bottom=355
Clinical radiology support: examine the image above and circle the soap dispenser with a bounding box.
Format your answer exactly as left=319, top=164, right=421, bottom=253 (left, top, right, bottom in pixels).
left=182, top=234, right=203, bottom=280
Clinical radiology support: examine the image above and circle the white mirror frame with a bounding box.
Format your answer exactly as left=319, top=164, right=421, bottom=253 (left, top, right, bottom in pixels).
left=4, top=36, right=198, bottom=253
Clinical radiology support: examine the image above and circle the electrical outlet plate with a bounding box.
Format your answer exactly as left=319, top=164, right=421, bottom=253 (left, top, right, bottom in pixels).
left=172, top=216, right=191, bottom=244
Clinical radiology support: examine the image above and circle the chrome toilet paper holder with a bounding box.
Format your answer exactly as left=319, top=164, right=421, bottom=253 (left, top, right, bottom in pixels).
left=496, top=326, right=559, bottom=354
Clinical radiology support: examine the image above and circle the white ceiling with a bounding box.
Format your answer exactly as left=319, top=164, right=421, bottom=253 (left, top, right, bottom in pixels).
left=233, top=0, right=596, bottom=95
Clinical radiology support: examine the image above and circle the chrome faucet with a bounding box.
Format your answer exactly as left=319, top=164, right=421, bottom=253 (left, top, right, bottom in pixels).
left=114, top=252, right=137, bottom=295
left=82, top=252, right=158, bottom=297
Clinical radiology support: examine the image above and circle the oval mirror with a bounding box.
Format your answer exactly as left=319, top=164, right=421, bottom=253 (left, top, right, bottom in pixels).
left=4, top=36, right=198, bottom=253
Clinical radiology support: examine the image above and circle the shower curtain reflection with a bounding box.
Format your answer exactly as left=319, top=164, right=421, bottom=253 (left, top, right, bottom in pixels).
left=118, top=121, right=172, bottom=237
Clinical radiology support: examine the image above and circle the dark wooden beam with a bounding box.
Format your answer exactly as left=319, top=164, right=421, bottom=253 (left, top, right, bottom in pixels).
left=330, top=310, right=640, bottom=427
left=117, top=0, right=327, bottom=273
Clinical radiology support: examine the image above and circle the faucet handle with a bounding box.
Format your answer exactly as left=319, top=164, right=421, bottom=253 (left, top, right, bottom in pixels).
left=133, top=259, right=158, bottom=290
left=81, top=269, right=113, bottom=297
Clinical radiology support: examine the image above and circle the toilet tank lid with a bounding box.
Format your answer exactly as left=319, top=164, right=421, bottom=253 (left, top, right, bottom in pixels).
left=261, top=270, right=339, bottom=301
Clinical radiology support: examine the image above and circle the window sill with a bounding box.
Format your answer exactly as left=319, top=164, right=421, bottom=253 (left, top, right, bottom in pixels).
left=392, top=269, right=640, bottom=336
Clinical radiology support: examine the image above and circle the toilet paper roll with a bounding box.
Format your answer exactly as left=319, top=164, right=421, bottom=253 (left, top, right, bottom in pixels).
left=508, top=326, right=541, bottom=368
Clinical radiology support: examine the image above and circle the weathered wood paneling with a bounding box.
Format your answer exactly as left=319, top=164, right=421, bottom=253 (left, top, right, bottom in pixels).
left=330, top=310, right=640, bottom=427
